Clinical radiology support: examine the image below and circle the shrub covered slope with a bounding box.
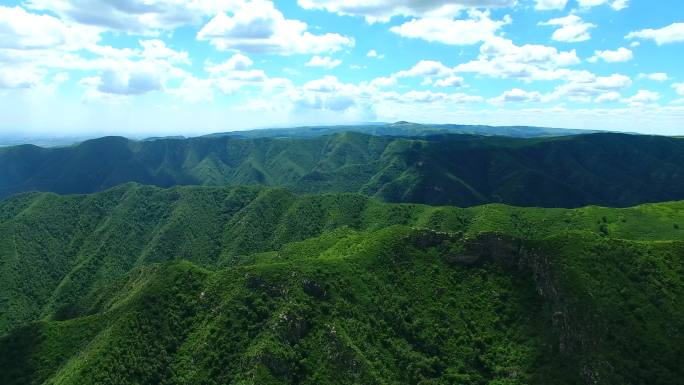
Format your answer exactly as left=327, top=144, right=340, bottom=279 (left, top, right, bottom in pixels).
left=2, top=133, right=684, bottom=207
left=1, top=184, right=683, bottom=385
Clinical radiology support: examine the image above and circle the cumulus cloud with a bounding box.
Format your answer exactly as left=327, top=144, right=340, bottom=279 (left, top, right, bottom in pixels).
left=139, top=39, right=191, bottom=64
left=305, top=55, right=342, bottom=69
left=367, top=49, right=385, bottom=59
left=610, top=0, right=629, bottom=10
left=75, top=39, right=192, bottom=98
left=24, top=0, right=221, bottom=35
left=673, top=83, right=684, bottom=96
left=622, top=90, right=660, bottom=105
left=291, top=75, right=371, bottom=116
left=369, top=76, right=397, bottom=88
left=385, top=90, right=482, bottom=104
left=577, top=0, right=628, bottom=10
left=453, top=36, right=580, bottom=81
left=0, top=66, right=45, bottom=89
left=0, top=5, right=99, bottom=50
left=434, top=75, right=465, bottom=87
left=534, top=0, right=568, bottom=11
left=196, top=0, right=353, bottom=54
left=588, top=47, right=633, bottom=63
left=0, top=5, right=202, bottom=95
left=286, top=73, right=482, bottom=123
left=395, top=60, right=452, bottom=78
left=390, top=10, right=511, bottom=45
left=206, top=53, right=253, bottom=73
left=594, top=91, right=621, bottom=103
left=203, top=53, right=292, bottom=94
left=297, top=0, right=516, bottom=23
left=626, top=23, right=684, bottom=45
left=95, top=67, right=163, bottom=95
left=489, top=88, right=543, bottom=104
left=478, top=72, right=633, bottom=104
left=550, top=73, right=632, bottom=102
left=168, top=76, right=215, bottom=103
left=638, top=73, right=668, bottom=82
left=540, top=14, right=595, bottom=43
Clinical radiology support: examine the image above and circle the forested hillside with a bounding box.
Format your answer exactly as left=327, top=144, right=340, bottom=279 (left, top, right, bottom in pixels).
left=205, top=121, right=603, bottom=139
left=2, top=132, right=684, bottom=207
left=1, top=184, right=683, bottom=385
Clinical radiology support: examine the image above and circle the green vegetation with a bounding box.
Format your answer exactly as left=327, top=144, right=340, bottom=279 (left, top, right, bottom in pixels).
left=2, top=132, right=684, bottom=207
left=205, top=121, right=602, bottom=139
left=1, top=184, right=683, bottom=384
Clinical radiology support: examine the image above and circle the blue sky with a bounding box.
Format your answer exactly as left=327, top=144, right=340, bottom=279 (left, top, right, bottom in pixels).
left=1, top=0, right=683, bottom=137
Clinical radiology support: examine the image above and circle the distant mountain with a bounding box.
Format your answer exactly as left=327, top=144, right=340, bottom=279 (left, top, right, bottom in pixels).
left=1, top=184, right=682, bottom=385
left=1, top=132, right=682, bottom=207
left=0, top=135, right=90, bottom=148
left=0, top=123, right=600, bottom=148
left=207, top=122, right=604, bottom=139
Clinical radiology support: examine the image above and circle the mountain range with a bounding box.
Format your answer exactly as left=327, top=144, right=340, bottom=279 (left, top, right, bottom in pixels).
left=1, top=126, right=683, bottom=385
left=1, top=131, right=683, bottom=208
left=1, top=183, right=682, bottom=385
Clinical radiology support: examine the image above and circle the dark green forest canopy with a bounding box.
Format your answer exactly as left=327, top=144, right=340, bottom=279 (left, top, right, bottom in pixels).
left=2, top=132, right=684, bottom=207
left=1, top=184, right=683, bottom=385
left=201, top=121, right=603, bottom=139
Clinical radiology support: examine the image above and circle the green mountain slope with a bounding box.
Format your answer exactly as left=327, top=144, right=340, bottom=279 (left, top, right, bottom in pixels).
left=1, top=132, right=684, bottom=208
left=1, top=184, right=683, bottom=384
left=205, top=121, right=604, bottom=139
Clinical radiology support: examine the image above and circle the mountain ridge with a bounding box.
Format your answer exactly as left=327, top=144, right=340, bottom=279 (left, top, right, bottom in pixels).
left=1, top=132, right=683, bottom=208
left=1, top=184, right=682, bottom=384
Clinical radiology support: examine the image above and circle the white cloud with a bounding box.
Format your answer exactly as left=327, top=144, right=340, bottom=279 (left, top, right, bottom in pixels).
left=534, top=0, right=568, bottom=11
left=369, top=76, right=397, bottom=88
left=0, top=4, right=195, bottom=94
left=626, top=23, right=684, bottom=45
left=588, top=47, right=633, bottom=63
left=291, top=75, right=375, bottom=117
left=453, top=36, right=580, bottom=81
left=576, top=0, right=628, bottom=9
left=169, top=76, right=215, bottom=103
left=673, top=83, right=684, bottom=96
left=139, top=39, right=191, bottom=65
left=204, top=56, right=283, bottom=94
left=594, top=91, right=621, bottom=103
left=0, top=5, right=99, bottom=50
left=305, top=55, right=342, bottom=69
left=638, top=73, right=668, bottom=82
left=0, top=66, right=45, bottom=89
left=622, top=90, right=660, bottom=105
left=197, top=0, right=354, bottom=54
left=206, top=54, right=253, bottom=74
left=434, top=75, right=465, bottom=87
left=576, top=0, right=608, bottom=7
left=95, top=66, right=163, bottom=95
left=611, top=0, right=629, bottom=10
left=447, top=93, right=483, bottom=103
left=489, top=88, right=543, bottom=104
left=549, top=73, right=632, bottom=102
left=540, top=14, right=595, bottom=43
left=367, top=49, right=385, bottom=59
left=385, top=90, right=482, bottom=104
left=302, top=75, right=345, bottom=93
left=74, top=40, right=192, bottom=97
left=296, top=0, right=517, bottom=23
left=390, top=10, right=511, bottom=45
left=24, top=0, right=226, bottom=35
left=395, top=60, right=452, bottom=78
